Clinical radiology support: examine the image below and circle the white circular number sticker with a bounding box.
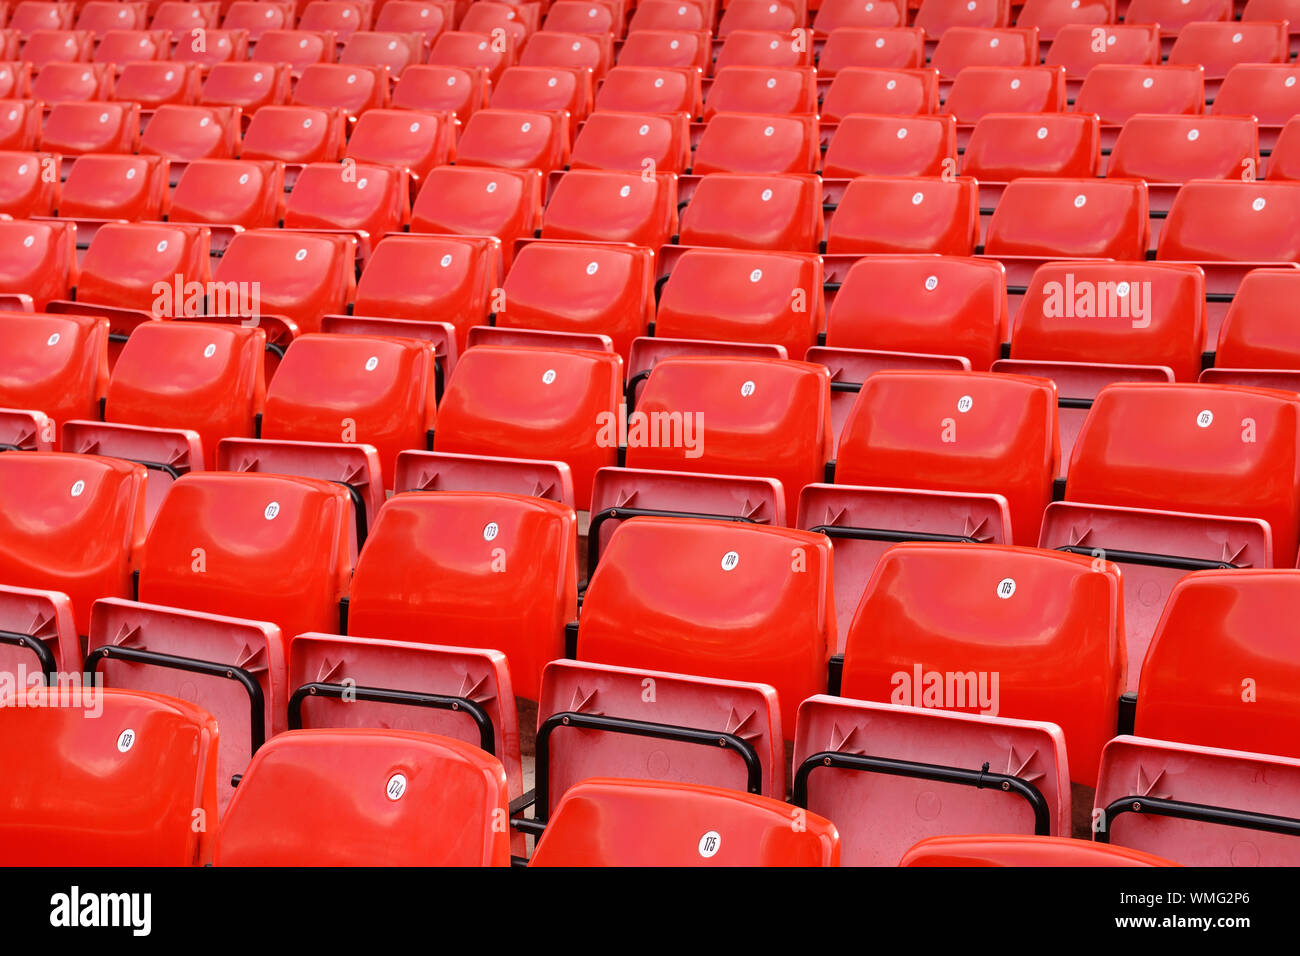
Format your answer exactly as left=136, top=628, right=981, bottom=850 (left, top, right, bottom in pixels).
left=698, top=830, right=721, bottom=857
left=70, top=480, right=85, bottom=498
left=996, top=578, right=1016, bottom=599
left=264, top=501, right=280, bottom=520
left=721, top=551, right=739, bottom=571
left=740, top=380, right=756, bottom=397
left=1197, top=409, right=1213, bottom=428
left=957, top=395, right=973, bottom=413
left=204, top=343, right=217, bottom=358
left=483, top=522, right=499, bottom=541
left=386, top=773, right=407, bottom=801
left=365, top=356, right=379, bottom=372
left=117, top=729, right=136, bottom=753
left=542, top=369, right=557, bottom=385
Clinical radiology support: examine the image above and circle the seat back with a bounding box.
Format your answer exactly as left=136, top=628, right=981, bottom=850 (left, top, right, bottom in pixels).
left=1157, top=180, right=1300, bottom=264
left=985, top=177, right=1149, bottom=260
left=213, top=229, right=355, bottom=333
left=0, top=312, right=108, bottom=430
left=826, top=175, right=979, bottom=255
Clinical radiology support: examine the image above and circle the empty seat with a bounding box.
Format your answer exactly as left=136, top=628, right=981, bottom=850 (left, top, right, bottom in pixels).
left=299, top=0, right=367, bottom=36
left=519, top=31, right=613, bottom=80
left=826, top=175, right=979, bottom=256
left=496, top=241, right=654, bottom=359
left=453, top=107, right=569, bottom=172
left=813, top=0, right=905, bottom=32
left=578, top=517, right=834, bottom=717
left=138, top=471, right=350, bottom=642
left=10, top=1, right=75, bottom=35
left=1095, top=735, right=1300, bottom=865
left=113, top=61, right=203, bottom=109
left=819, top=67, right=941, bottom=122
left=391, top=63, right=488, bottom=117
left=348, top=491, right=575, bottom=699
left=250, top=29, right=337, bottom=73
left=718, top=0, right=803, bottom=36
left=942, top=65, right=1067, bottom=125
left=58, top=153, right=169, bottom=222
left=591, top=65, right=701, bottom=116
left=93, top=28, right=168, bottom=63
left=261, top=333, right=437, bottom=486
left=0, top=688, right=219, bottom=865
left=1213, top=64, right=1300, bottom=148
left=628, top=0, right=709, bottom=32
left=76, top=222, right=210, bottom=313
left=534, top=658, right=785, bottom=826
left=33, top=61, right=112, bottom=102
left=150, top=1, right=218, bottom=33
left=460, top=0, right=538, bottom=40
left=1045, top=23, right=1160, bottom=80
left=930, top=26, right=1039, bottom=79
left=984, top=178, right=1150, bottom=279
left=373, top=0, right=448, bottom=41
left=213, top=729, right=510, bottom=865
left=490, top=64, right=592, bottom=124
left=1126, top=0, right=1230, bottom=34
left=629, top=356, right=832, bottom=519
left=1268, top=116, right=1300, bottom=180
left=1074, top=64, right=1204, bottom=131
left=530, top=779, right=840, bottom=866
left=823, top=255, right=1006, bottom=372
left=434, top=345, right=622, bottom=507
left=1016, top=0, right=1115, bottom=40
left=842, top=543, right=1123, bottom=785
left=221, top=0, right=293, bottom=39
left=284, top=161, right=409, bottom=237
left=428, top=30, right=516, bottom=87
left=693, top=112, right=818, bottom=175
left=0, top=312, right=108, bottom=438
left=409, top=165, right=542, bottom=265
left=680, top=173, right=822, bottom=251
left=350, top=234, right=498, bottom=351
left=200, top=61, right=292, bottom=112
left=40, top=101, right=139, bottom=154
left=703, top=65, right=817, bottom=117
left=823, top=114, right=955, bottom=178
left=340, top=30, right=423, bottom=75
left=963, top=112, right=1098, bottom=181
left=1168, top=20, right=1289, bottom=83
left=0, top=98, right=42, bottom=152
left=837, top=370, right=1058, bottom=546
left=916, top=0, right=1010, bottom=38
left=715, top=28, right=813, bottom=71
left=569, top=110, right=690, bottom=174
left=169, top=158, right=285, bottom=230
left=21, top=29, right=94, bottom=69
left=0, top=148, right=60, bottom=217
left=170, top=28, right=248, bottom=66
left=615, top=28, right=711, bottom=71
left=292, top=63, right=388, bottom=119
left=213, top=230, right=355, bottom=333
left=140, top=104, right=241, bottom=162
left=541, top=169, right=677, bottom=248
left=818, top=27, right=926, bottom=74
left=656, top=249, right=824, bottom=358
left=1046, top=382, right=1300, bottom=685
left=1109, top=114, right=1258, bottom=188
left=1210, top=268, right=1300, bottom=382
left=0, top=452, right=145, bottom=634
left=792, top=696, right=1070, bottom=865
left=1158, top=180, right=1300, bottom=269
left=901, top=835, right=1174, bottom=866
left=241, top=105, right=347, bottom=164
left=0, top=219, right=76, bottom=308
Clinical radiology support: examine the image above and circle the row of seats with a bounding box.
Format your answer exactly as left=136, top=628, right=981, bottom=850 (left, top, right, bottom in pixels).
left=4, top=486, right=1298, bottom=864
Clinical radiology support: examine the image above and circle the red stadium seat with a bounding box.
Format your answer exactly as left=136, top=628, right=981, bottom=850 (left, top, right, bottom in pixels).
left=10, top=1, right=76, bottom=35
left=1073, top=64, right=1204, bottom=133
left=656, top=248, right=823, bottom=358
left=942, top=65, right=1066, bottom=125
left=530, top=778, right=840, bottom=866
left=813, top=0, right=905, bottom=32
left=1016, top=0, right=1115, bottom=40
left=0, top=219, right=77, bottom=309
left=0, top=452, right=145, bottom=635
left=284, top=161, right=409, bottom=237
left=1126, top=0, right=1230, bottom=34
left=349, top=234, right=499, bottom=352
left=0, top=149, right=60, bottom=217
left=703, top=65, right=817, bottom=117
left=569, top=110, right=691, bottom=174
left=1045, top=23, right=1160, bottom=84
left=1095, top=736, right=1300, bottom=865
left=150, top=1, right=218, bottom=33
left=93, top=28, right=168, bottom=63
left=1045, top=382, right=1300, bottom=687
left=58, top=153, right=170, bottom=222
left=1169, top=20, right=1290, bottom=88
left=298, top=0, right=368, bottom=36
left=434, top=345, right=622, bottom=506
left=409, top=165, right=542, bottom=266
left=455, top=107, right=569, bottom=172
left=614, top=28, right=712, bottom=72
left=0, top=312, right=108, bottom=440
left=901, top=835, right=1174, bottom=866
left=0, top=63, right=33, bottom=99
left=693, top=112, right=818, bottom=175
left=41, top=101, right=139, bottom=154
left=680, top=172, right=822, bottom=251
left=340, top=30, right=424, bottom=75
left=545, top=0, right=622, bottom=37
left=592, top=65, right=701, bottom=116
left=292, top=63, right=388, bottom=119
left=715, top=28, right=813, bottom=71
left=519, top=30, right=612, bottom=79
left=819, top=66, right=941, bottom=121
left=1209, top=269, right=1300, bottom=385
left=391, top=64, right=489, bottom=118
left=373, top=0, right=448, bottom=41
left=428, top=30, right=516, bottom=86
left=0, top=98, right=43, bottom=151
left=930, top=26, right=1039, bottom=79
left=75, top=222, right=210, bottom=313
left=140, top=104, right=241, bottom=161
left=261, top=332, right=437, bottom=486
left=823, top=114, right=956, bottom=178
left=628, top=356, right=831, bottom=519
left=916, top=0, right=1010, bottom=38
left=33, top=61, right=112, bottom=102
left=818, top=27, right=925, bottom=74
left=199, top=61, right=292, bottom=112
left=1158, top=180, right=1300, bottom=267
left=541, top=169, right=677, bottom=248
left=113, top=61, right=203, bottom=108
left=963, top=112, right=1098, bottom=184
left=1108, top=114, right=1258, bottom=198
left=169, top=158, right=285, bottom=230
left=826, top=175, right=979, bottom=255
left=221, top=0, right=294, bottom=39
left=842, top=543, right=1123, bottom=786
left=347, top=491, right=576, bottom=699
left=241, top=105, right=347, bottom=164
left=250, top=29, right=338, bottom=73
left=628, top=0, right=708, bottom=32
left=836, top=370, right=1058, bottom=546
left=213, top=729, right=510, bottom=865
left=490, top=64, right=592, bottom=124
left=1213, top=64, right=1300, bottom=149
left=792, top=697, right=1070, bottom=865
left=579, top=516, right=834, bottom=716
left=213, top=230, right=355, bottom=333
left=496, top=241, right=654, bottom=359
left=21, top=29, right=94, bottom=69
left=0, top=688, right=219, bottom=866
left=171, top=28, right=248, bottom=66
